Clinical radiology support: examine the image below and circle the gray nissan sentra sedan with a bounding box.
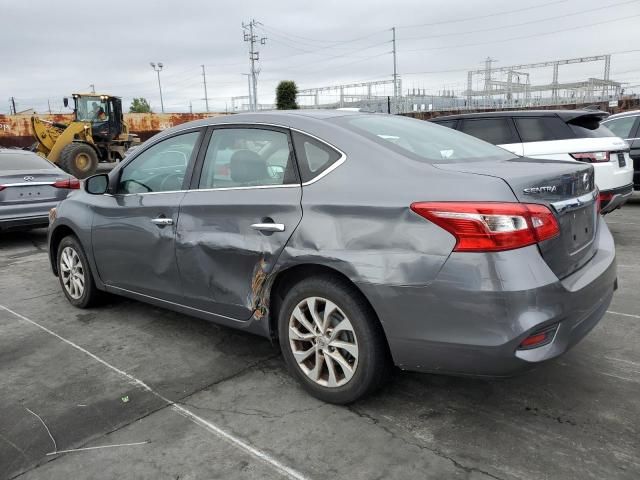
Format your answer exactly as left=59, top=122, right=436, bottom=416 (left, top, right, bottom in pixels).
left=48, top=111, right=617, bottom=404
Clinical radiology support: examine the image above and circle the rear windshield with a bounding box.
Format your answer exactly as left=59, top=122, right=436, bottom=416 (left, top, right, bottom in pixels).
left=567, top=116, right=616, bottom=139
left=336, top=115, right=515, bottom=163
left=0, top=152, right=55, bottom=171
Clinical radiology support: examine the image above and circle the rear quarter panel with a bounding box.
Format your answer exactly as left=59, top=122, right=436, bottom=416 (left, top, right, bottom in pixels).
left=278, top=129, right=519, bottom=288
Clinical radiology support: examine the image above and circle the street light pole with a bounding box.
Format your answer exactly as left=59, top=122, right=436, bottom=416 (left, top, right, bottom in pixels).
left=150, top=62, right=164, bottom=113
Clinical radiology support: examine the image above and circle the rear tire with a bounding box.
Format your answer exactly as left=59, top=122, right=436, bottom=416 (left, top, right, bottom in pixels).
left=59, top=143, right=98, bottom=179
left=57, top=236, right=101, bottom=308
left=278, top=275, right=391, bottom=404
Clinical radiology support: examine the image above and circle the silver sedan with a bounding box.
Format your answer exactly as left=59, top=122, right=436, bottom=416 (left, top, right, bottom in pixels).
left=1, top=149, right=80, bottom=231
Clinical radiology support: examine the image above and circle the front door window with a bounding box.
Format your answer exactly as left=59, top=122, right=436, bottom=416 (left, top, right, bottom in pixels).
left=118, top=131, right=201, bottom=194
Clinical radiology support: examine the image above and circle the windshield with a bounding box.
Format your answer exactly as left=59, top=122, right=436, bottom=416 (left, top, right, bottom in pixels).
left=76, top=96, right=109, bottom=123
left=336, top=114, right=515, bottom=163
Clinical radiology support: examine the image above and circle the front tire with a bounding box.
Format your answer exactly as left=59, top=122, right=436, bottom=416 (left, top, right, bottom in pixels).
left=59, top=143, right=98, bottom=179
left=278, top=276, right=391, bottom=404
left=57, top=236, right=100, bottom=308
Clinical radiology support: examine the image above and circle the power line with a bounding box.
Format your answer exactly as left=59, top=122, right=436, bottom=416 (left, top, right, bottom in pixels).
left=403, top=13, right=640, bottom=53
left=398, top=0, right=570, bottom=28
left=267, top=40, right=391, bottom=73
left=259, top=24, right=387, bottom=46
left=400, top=0, right=640, bottom=41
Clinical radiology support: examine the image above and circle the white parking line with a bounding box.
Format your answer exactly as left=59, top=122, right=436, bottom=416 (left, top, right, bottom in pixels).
left=0, top=305, right=310, bottom=480
left=607, top=310, right=640, bottom=320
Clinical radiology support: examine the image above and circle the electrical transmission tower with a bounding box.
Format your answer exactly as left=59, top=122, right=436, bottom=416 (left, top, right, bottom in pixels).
left=242, top=19, right=267, bottom=112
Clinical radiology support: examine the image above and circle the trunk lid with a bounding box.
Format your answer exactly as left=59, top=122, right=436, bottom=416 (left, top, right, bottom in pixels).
left=0, top=169, right=68, bottom=204
left=435, top=157, right=598, bottom=279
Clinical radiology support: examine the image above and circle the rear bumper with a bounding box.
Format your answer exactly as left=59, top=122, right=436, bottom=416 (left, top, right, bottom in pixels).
left=0, top=214, right=50, bottom=230
left=0, top=201, right=58, bottom=231
left=359, top=217, right=616, bottom=376
left=600, top=183, right=633, bottom=213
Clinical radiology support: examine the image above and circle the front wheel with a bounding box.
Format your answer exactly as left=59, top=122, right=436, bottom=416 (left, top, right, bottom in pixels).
left=278, top=276, right=391, bottom=404
left=57, top=236, right=101, bottom=308
left=59, top=143, right=98, bottom=179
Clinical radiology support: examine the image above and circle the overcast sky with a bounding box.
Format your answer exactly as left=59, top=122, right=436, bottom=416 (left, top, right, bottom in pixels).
left=1, top=0, right=639, bottom=113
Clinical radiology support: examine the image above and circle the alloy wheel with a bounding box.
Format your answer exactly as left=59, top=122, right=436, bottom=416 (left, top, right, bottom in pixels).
left=60, top=246, right=85, bottom=299
left=288, top=296, right=359, bottom=388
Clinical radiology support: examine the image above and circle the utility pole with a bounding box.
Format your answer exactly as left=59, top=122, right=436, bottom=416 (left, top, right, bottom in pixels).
left=10, top=97, right=16, bottom=115
left=150, top=62, right=165, bottom=113
left=189, top=101, right=193, bottom=114
left=90, top=84, right=96, bottom=94
left=241, top=73, right=253, bottom=111
left=242, top=19, right=267, bottom=111
left=392, top=26, right=398, bottom=111
left=201, top=65, right=209, bottom=112
left=47, top=99, right=52, bottom=114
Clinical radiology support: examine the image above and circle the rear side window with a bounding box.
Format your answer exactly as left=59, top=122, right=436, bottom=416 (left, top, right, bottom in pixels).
left=292, top=132, right=342, bottom=182
left=603, top=116, right=638, bottom=139
left=514, top=117, right=573, bottom=142
left=459, top=118, right=518, bottom=145
left=0, top=152, right=56, bottom=171
left=567, top=115, right=615, bottom=138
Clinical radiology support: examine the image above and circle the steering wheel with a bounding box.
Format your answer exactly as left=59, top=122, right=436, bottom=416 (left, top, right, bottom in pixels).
left=159, top=173, right=184, bottom=191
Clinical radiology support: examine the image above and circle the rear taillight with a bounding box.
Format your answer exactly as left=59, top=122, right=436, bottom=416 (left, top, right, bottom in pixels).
left=0, top=185, right=5, bottom=192
left=410, top=202, right=560, bottom=252
left=53, top=177, right=81, bottom=189
left=570, top=151, right=610, bottom=163
left=518, top=324, right=558, bottom=350
left=598, top=190, right=613, bottom=212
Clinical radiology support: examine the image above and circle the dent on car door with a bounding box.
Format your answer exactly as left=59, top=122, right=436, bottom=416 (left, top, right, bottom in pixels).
left=175, top=126, right=303, bottom=320
left=91, top=129, right=204, bottom=301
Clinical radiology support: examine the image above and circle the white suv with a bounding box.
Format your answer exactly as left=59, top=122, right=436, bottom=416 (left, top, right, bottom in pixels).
left=431, top=110, right=634, bottom=213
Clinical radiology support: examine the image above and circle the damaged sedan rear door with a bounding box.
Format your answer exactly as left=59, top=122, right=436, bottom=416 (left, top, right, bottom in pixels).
left=175, top=125, right=303, bottom=320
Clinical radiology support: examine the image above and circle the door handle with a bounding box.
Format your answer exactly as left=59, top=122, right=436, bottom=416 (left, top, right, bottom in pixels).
left=251, top=223, right=285, bottom=232
left=151, top=217, right=173, bottom=226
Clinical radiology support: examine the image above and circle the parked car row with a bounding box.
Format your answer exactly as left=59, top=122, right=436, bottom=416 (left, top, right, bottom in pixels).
left=429, top=110, right=635, bottom=213
left=44, top=111, right=617, bottom=403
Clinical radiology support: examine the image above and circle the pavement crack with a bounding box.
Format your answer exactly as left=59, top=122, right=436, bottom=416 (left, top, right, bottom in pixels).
left=9, top=354, right=280, bottom=480
left=347, top=406, right=508, bottom=480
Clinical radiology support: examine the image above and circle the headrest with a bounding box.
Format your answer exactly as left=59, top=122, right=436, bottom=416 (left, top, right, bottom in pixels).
left=230, top=150, right=269, bottom=184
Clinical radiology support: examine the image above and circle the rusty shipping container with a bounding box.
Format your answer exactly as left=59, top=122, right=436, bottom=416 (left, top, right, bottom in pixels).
left=0, top=112, right=226, bottom=149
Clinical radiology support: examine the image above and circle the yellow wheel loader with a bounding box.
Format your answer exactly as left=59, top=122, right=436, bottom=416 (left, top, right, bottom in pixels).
left=31, top=94, right=140, bottom=178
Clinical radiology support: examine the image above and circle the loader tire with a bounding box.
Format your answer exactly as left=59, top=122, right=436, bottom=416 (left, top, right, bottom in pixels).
left=59, top=143, right=98, bottom=179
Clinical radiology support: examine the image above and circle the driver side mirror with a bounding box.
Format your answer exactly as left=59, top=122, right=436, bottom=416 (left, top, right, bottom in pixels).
left=63, top=97, right=69, bottom=108
left=85, top=173, right=109, bottom=195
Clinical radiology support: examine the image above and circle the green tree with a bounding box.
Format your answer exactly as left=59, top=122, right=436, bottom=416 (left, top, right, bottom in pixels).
left=276, top=81, right=299, bottom=110
left=129, top=97, right=152, bottom=113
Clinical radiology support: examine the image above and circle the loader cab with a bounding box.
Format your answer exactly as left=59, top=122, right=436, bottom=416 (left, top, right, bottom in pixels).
left=71, top=94, right=123, bottom=142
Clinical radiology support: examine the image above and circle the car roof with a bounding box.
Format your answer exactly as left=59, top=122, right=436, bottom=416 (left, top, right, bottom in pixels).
left=430, top=109, right=609, bottom=122
left=154, top=109, right=370, bottom=139
left=0, top=148, right=38, bottom=155
left=603, top=110, right=640, bottom=121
